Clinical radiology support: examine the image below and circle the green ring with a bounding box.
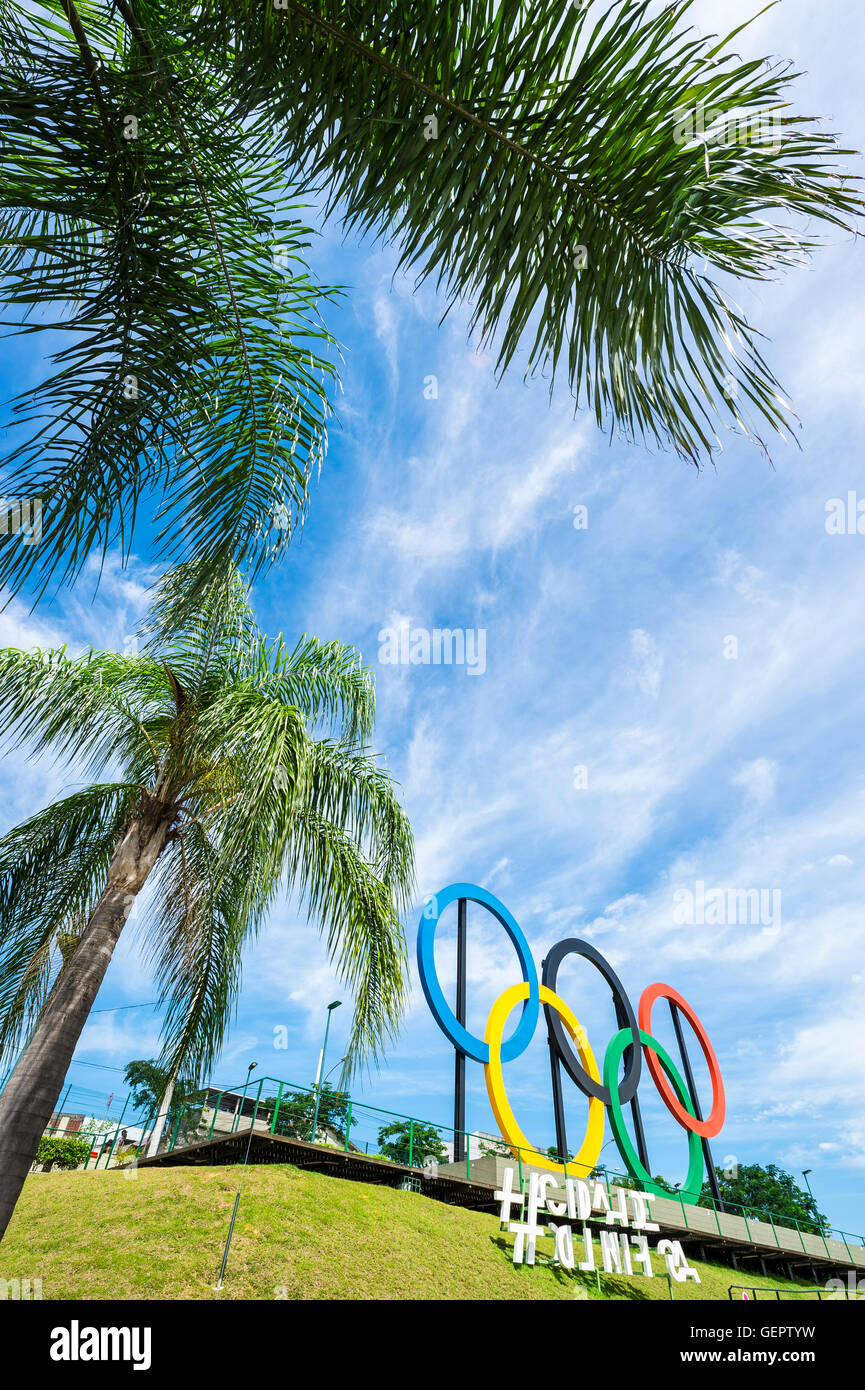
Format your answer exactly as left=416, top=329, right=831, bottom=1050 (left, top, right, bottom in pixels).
left=603, top=1027, right=704, bottom=1205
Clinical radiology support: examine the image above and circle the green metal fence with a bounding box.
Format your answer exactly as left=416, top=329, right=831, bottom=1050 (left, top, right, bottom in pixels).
left=728, top=1284, right=858, bottom=1301
left=127, top=1071, right=865, bottom=1264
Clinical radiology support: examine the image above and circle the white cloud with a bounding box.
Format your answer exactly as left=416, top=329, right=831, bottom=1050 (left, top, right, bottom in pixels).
left=732, top=757, right=777, bottom=806
left=372, top=289, right=399, bottom=386
left=0, top=593, right=66, bottom=652
left=624, top=629, right=663, bottom=699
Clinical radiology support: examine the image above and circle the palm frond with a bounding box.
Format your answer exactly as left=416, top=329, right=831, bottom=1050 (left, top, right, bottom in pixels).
left=285, top=810, right=409, bottom=1073
left=301, top=738, right=414, bottom=907
left=204, top=0, right=862, bottom=461
left=261, top=634, right=376, bottom=744
left=139, top=559, right=262, bottom=693
left=0, top=0, right=340, bottom=606
left=143, top=817, right=247, bottom=1082
left=0, top=645, right=171, bottom=778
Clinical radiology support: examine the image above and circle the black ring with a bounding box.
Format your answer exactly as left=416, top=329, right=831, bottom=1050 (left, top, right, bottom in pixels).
left=542, top=938, right=641, bottom=1106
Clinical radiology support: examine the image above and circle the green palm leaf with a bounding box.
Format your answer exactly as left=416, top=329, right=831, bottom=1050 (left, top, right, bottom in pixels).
left=206, top=0, right=861, bottom=460
left=0, top=0, right=340, bottom=605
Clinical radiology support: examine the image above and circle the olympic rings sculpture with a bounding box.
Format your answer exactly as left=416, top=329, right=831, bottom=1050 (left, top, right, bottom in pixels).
left=417, top=884, right=725, bottom=1203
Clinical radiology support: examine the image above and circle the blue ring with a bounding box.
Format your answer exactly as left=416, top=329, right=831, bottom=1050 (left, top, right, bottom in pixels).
left=417, top=883, right=539, bottom=1064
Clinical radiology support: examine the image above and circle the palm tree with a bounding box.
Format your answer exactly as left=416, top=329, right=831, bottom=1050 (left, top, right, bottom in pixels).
left=1, top=0, right=860, bottom=608
left=0, top=562, right=414, bottom=1240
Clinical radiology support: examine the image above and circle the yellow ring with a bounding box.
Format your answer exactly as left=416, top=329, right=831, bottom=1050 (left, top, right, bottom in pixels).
left=483, top=982, right=605, bottom=1178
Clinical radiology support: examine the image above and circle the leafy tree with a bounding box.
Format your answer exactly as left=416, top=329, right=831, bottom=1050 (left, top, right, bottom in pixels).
left=0, top=562, right=414, bottom=1239
left=123, top=1057, right=204, bottom=1147
left=377, top=1120, right=446, bottom=1168
left=547, top=1146, right=594, bottom=1167
left=595, top=1169, right=680, bottom=1195
left=263, top=1083, right=354, bottom=1142
left=35, top=1135, right=90, bottom=1170
left=123, top=1058, right=196, bottom=1126
left=700, top=1163, right=830, bottom=1234
left=1, top=0, right=860, bottom=611
left=645, top=1174, right=679, bottom=1196
left=477, top=1136, right=509, bottom=1158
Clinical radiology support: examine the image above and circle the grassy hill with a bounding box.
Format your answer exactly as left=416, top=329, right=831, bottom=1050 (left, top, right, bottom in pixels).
left=0, top=1164, right=827, bottom=1301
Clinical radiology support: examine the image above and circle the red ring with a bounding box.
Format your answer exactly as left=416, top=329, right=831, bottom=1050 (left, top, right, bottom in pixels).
left=638, top=983, right=725, bottom=1138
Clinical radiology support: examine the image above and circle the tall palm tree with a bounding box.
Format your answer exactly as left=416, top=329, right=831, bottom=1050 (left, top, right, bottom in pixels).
left=1, top=0, right=860, bottom=610
left=0, top=562, right=414, bottom=1240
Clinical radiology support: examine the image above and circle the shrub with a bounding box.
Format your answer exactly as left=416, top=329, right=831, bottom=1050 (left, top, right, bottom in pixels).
left=35, top=1136, right=91, bottom=1171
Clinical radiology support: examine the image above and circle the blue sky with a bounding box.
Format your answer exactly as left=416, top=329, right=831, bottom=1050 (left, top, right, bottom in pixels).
left=2, top=0, right=865, bottom=1236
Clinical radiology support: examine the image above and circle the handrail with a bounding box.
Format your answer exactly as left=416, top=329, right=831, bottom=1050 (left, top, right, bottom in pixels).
left=42, top=1070, right=865, bottom=1254
left=728, top=1284, right=839, bottom=1301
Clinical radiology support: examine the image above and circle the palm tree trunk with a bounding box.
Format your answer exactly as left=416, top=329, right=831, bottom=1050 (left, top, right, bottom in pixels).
left=145, top=1076, right=175, bottom=1157
left=0, top=812, right=171, bottom=1242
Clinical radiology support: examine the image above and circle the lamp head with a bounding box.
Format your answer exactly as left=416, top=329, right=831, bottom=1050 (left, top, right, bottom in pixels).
left=328, top=1000, right=342, bottom=1011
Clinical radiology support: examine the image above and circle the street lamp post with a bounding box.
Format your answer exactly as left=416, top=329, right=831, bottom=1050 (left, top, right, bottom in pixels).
left=310, top=1001, right=341, bottom=1144
left=801, top=1168, right=818, bottom=1229
left=232, top=1060, right=256, bottom=1134
left=215, top=1061, right=257, bottom=1292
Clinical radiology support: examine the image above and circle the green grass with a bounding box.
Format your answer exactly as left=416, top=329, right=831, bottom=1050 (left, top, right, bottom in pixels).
left=0, top=1165, right=827, bottom=1301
